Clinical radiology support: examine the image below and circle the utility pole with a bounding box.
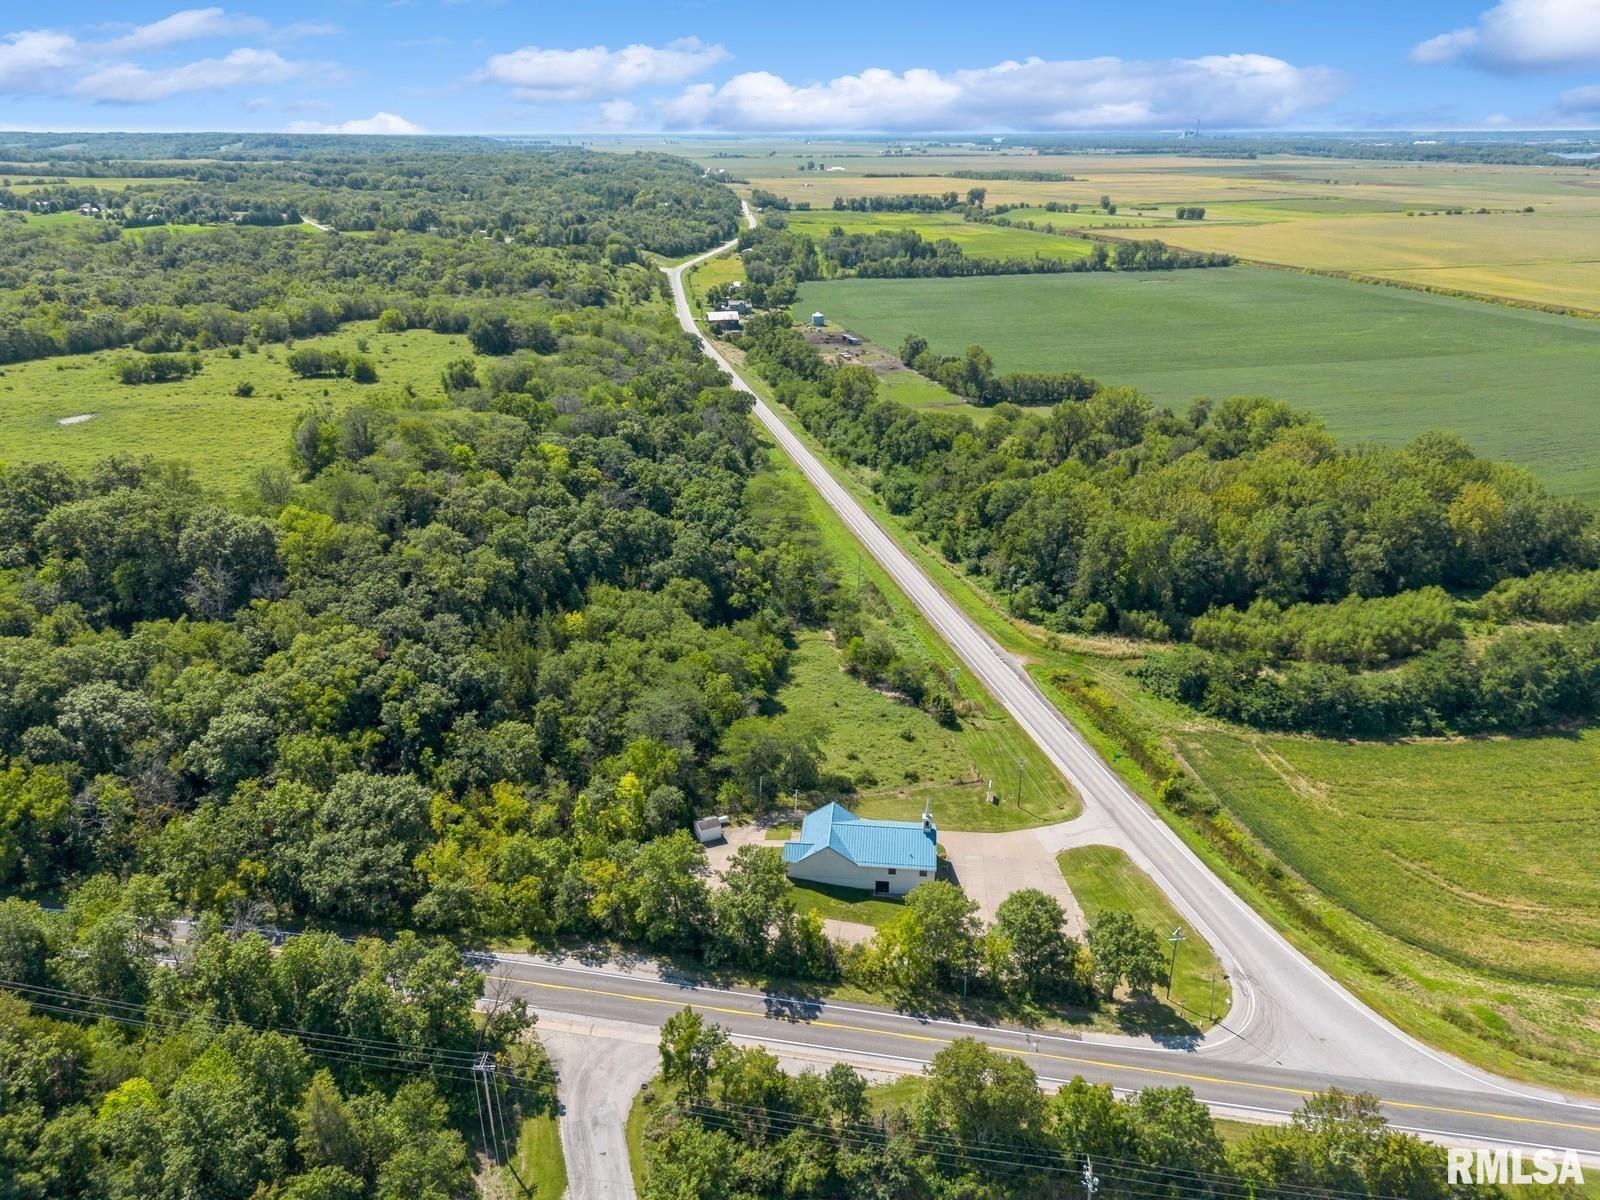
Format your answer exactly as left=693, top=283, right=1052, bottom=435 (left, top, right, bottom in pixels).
left=1207, top=969, right=1218, bottom=1023
left=1166, top=927, right=1187, bottom=998
left=1015, top=756, right=1025, bottom=807
left=1082, top=1155, right=1099, bottom=1199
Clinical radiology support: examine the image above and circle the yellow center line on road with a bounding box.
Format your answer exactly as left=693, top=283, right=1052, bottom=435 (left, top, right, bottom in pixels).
left=496, top=975, right=1600, bottom=1138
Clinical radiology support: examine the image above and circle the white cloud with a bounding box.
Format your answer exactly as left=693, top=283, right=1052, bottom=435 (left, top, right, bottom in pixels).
left=656, top=53, right=1341, bottom=132
left=102, top=8, right=267, bottom=55
left=1557, top=83, right=1600, bottom=113
left=478, top=36, right=729, bottom=101
left=1411, top=0, right=1600, bottom=72
left=287, top=110, right=425, bottom=134
left=77, top=47, right=301, bottom=103
left=594, top=99, right=641, bottom=129
left=0, top=30, right=79, bottom=93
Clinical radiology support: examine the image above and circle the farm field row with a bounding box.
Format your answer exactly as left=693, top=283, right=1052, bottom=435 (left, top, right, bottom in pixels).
left=793, top=269, right=1600, bottom=502
left=0, top=322, right=470, bottom=491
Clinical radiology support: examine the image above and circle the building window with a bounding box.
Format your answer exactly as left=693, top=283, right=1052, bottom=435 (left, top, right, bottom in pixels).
left=888, top=868, right=897, bottom=875
left=918, top=870, right=928, bottom=877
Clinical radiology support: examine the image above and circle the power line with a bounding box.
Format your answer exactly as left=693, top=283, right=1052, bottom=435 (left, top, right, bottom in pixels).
left=0, top=979, right=560, bottom=1096
left=684, top=1096, right=1421, bottom=1200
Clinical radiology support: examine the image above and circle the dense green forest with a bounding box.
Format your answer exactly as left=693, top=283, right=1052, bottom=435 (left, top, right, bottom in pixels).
left=735, top=315, right=1600, bottom=738
left=639, top=1010, right=1519, bottom=1199
left=0, top=887, right=542, bottom=1199
left=0, top=148, right=739, bottom=366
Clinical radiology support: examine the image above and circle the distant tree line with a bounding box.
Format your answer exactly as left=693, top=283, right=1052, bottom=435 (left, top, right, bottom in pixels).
left=830, top=192, right=964, bottom=212
left=897, top=332, right=1098, bottom=407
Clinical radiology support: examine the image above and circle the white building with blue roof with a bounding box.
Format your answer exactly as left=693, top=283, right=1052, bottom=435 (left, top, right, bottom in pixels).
left=780, top=800, right=938, bottom=896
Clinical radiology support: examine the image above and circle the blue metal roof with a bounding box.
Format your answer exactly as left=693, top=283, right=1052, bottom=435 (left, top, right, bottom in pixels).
left=781, top=801, right=937, bottom=871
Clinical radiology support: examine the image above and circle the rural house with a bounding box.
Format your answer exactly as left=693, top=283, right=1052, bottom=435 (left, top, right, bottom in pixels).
left=781, top=801, right=937, bottom=895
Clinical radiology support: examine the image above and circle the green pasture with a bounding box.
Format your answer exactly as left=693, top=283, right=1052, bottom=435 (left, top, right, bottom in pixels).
left=775, top=631, right=1075, bottom=832
left=794, top=269, right=1600, bottom=502
left=0, top=322, right=468, bottom=492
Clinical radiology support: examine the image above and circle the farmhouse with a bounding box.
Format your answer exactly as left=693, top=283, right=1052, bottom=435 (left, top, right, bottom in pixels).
left=781, top=801, right=937, bottom=896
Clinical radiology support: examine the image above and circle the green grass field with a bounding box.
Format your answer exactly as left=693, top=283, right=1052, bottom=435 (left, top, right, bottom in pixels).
left=791, top=879, right=905, bottom=929
left=794, top=269, right=1600, bottom=502
left=0, top=322, right=469, bottom=492
left=776, top=630, right=1076, bottom=831
left=1058, top=846, right=1229, bottom=1025
left=507, top=1112, right=566, bottom=1199
left=780, top=208, right=1093, bottom=262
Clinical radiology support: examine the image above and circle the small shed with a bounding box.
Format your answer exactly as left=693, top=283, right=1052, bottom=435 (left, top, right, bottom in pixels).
left=841, top=333, right=861, bottom=346
left=693, top=815, right=728, bottom=845
left=810, top=311, right=826, bottom=328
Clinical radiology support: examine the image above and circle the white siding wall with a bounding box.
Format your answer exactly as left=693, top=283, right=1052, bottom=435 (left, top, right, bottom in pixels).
left=785, top=846, right=931, bottom=897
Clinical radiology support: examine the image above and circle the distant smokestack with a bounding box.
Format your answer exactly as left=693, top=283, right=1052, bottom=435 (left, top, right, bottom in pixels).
left=922, top=801, right=933, bottom=832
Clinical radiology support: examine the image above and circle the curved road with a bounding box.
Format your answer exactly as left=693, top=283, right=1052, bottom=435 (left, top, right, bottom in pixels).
left=658, top=203, right=1593, bottom=1110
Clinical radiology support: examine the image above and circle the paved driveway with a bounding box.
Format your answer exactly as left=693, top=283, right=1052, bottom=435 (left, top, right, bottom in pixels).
left=701, top=822, right=771, bottom=876
left=938, top=825, right=1085, bottom=933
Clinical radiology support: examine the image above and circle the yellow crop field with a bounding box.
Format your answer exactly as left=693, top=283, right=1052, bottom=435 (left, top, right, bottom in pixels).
left=643, top=142, right=1600, bottom=311
left=1152, top=210, right=1600, bottom=311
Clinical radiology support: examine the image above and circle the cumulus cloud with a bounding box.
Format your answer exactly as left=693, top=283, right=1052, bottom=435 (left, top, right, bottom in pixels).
left=656, top=53, right=1342, bottom=132
left=77, top=47, right=301, bottom=103
left=101, top=8, right=267, bottom=54
left=477, top=36, right=728, bottom=100
left=1557, top=83, right=1600, bottom=114
left=0, top=30, right=79, bottom=93
left=288, top=111, right=424, bottom=134
left=1411, top=0, right=1600, bottom=72
left=594, top=99, right=642, bottom=129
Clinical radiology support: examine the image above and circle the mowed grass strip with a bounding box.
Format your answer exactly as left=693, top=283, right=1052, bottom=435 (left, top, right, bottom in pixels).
left=1058, top=845, right=1230, bottom=1024
left=794, top=270, right=1600, bottom=502
left=507, top=1112, right=566, bottom=1199
left=0, top=322, right=469, bottom=491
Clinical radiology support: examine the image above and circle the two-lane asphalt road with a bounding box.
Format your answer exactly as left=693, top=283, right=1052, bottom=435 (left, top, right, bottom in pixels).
left=492, top=952, right=1600, bottom=1162
left=654, top=203, right=1597, bottom=1132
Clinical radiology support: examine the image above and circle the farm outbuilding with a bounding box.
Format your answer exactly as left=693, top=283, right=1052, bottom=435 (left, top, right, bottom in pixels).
left=693, top=815, right=728, bottom=845
left=706, top=310, right=742, bottom=332
left=811, top=311, right=825, bottom=328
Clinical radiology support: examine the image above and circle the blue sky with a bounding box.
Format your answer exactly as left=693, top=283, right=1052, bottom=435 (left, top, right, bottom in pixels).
left=1, top=1, right=1598, bottom=134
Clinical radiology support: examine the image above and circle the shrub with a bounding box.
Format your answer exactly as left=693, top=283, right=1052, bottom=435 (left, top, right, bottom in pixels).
left=113, top=353, right=202, bottom=384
